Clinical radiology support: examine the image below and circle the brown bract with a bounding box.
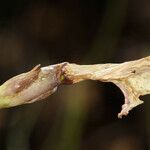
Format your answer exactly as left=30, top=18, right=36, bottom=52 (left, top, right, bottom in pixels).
left=63, top=56, right=150, bottom=118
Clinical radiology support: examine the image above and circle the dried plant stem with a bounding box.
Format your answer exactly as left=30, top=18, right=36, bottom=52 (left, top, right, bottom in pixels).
left=0, top=56, right=150, bottom=118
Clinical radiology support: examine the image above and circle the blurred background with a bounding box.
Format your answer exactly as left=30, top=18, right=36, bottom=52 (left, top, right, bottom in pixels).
left=0, top=0, right=149, bottom=150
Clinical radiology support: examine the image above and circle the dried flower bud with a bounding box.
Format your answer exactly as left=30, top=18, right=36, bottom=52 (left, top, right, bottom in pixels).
left=0, top=62, right=68, bottom=108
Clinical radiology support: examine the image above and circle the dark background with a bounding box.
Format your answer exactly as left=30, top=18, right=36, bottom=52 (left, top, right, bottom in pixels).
left=0, top=0, right=149, bottom=150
